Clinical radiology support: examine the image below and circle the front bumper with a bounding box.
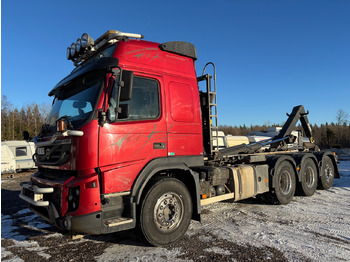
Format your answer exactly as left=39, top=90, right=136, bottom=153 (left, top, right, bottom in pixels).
left=19, top=182, right=54, bottom=207
left=20, top=181, right=103, bottom=234
left=19, top=180, right=136, bottom=235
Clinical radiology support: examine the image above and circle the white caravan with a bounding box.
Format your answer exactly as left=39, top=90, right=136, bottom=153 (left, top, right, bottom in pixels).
left=1, top=141, right=36, bottom=173
left=1, top=143, right=16, bottom=174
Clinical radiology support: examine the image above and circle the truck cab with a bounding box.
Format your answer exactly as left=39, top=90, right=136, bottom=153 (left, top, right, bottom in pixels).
left=20, top=30, right=204, bottom=243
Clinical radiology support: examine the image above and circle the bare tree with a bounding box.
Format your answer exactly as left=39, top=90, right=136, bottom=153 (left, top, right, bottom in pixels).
left=335, top=109, right=349, bottom=147
left=336, top=109, right=349, bottom=126
left=39, top=103, right=52, bottom=123
left=1, top=95, right=14, bottom=140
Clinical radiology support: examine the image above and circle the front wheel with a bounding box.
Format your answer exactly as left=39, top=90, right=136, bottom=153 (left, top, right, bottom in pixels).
left=139, top=178, right=192, bottom=246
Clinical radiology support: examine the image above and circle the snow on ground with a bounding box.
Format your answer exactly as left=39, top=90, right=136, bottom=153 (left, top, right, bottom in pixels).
left=2, top=160, right=350, bottom=261
left=96, top=160, right=350, bottom=261
left=1, top=209, right=53, bottom=261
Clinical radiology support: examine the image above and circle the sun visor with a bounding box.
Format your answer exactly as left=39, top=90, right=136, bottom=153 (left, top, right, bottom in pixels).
left=49, top=57, right=119, bottom=96
left=159, top=41, right=197, bottom=60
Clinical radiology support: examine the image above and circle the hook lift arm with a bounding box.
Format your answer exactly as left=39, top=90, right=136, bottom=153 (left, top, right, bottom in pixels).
left=219, top=105, right=316, bottom=156
left=272, top=105, right=314, bottom=144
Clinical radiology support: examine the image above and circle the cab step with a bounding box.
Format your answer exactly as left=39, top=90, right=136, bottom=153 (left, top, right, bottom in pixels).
left=105, top=218, right=133, bottom=227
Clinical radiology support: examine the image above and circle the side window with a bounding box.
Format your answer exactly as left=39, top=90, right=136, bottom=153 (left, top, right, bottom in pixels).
left=116, top=76, right=160, bottom=121
left=16, top=147, right=27, bottom=157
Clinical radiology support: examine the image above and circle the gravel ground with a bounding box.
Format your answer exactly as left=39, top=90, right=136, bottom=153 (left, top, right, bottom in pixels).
left=2, top=157, right=350, bottom=261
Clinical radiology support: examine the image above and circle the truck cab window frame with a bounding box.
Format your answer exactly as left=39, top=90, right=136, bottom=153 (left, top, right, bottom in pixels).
left=110, top=76, right=160, bottom=122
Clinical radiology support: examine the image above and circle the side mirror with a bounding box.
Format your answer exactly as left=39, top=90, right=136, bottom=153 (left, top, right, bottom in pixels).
left=119, top=70, right=133, bottom=101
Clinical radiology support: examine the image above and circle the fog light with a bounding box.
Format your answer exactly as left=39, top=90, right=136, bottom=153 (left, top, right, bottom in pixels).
left=68, top=186, right=80, bottom=212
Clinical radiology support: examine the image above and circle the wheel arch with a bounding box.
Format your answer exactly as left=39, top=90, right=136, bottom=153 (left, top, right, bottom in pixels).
left=313, top=151, right=340, bottom=179
left=266, top=155, right=297, bottom=188
left=291, top=153, right=319, bottom=182
left=131, top=157, right=202, bottom=221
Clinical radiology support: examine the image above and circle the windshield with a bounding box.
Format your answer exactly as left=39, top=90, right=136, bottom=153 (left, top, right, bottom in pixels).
left=46, top=73, right=105, bottom=129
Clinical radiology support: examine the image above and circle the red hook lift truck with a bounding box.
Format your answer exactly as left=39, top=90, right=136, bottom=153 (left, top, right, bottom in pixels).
left=20, top=30, right=339, bottom=246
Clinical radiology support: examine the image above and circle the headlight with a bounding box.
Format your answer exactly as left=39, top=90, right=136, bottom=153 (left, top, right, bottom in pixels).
left=81, top=33, right=94, bottom=49
left=70, top=43, right=76, bottom=58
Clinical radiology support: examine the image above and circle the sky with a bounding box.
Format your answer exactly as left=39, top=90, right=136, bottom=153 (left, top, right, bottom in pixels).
left=2, top=0, right=350, bottom=126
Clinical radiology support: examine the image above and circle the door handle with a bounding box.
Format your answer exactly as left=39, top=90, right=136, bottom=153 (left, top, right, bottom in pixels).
left=153, top=142, right=166, bottom=149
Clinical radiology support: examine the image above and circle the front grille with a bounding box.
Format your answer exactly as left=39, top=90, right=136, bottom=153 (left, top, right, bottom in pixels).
left=35, top=139, right=71, bottom=166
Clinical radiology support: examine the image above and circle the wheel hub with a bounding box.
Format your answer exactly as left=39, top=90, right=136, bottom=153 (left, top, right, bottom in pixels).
left=324, top=164, right=333, bottom=182
left=305, top=166, right=315, bottom=188
left=154, top=192, right=184, bottom=232
left=280, top=171, right=292, bottom=194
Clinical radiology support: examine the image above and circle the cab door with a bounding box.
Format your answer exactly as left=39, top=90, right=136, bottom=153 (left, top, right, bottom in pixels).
left=98, top=73, right=167, bottom=194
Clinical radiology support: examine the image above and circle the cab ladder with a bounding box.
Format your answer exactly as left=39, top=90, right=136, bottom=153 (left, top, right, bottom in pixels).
left=198, top=62, right=219, bottom=157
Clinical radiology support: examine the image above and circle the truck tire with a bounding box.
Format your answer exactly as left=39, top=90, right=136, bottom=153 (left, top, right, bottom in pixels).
left=267, top=161, right=296, bottom=205
left=139, top=178, right=192, bottom=246
left=297, top=158, right=318, bottom=196
left=318, top=156, right=335, bottom=190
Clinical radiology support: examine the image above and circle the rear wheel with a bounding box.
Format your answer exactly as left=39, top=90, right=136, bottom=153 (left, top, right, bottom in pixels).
left=318, top=156, right=335, bottom=190
left=297, top=158, right=318, bottom=196
left=139, top=178, right=192, bottom=246
left=267, top=161, right=296, bottom=205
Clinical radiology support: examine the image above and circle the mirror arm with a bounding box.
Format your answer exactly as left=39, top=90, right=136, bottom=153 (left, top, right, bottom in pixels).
left=108, top=65, right=125, bottom=119
left=105, top=66, right=133, bottom=123
left=115, top=83, right=122, bottom=120
left=98, top=110, right=107, bottom=127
